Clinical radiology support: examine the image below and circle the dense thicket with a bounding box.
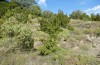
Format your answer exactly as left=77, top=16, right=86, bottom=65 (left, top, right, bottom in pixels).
left=0, top=2, right=19, bottom=18
left=0, top=1, right=71, bottom=55
left=39, top=10, right=71, bottom=55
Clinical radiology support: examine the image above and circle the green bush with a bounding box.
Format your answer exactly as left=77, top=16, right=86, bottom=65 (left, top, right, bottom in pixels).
left=70, top=10, right=90, bottom=21
left=0, top=2, right=18, bottom=18
left=39, top=15, right=62, bottom=37
left=0, top=18, right=5, bottom=38
left=30, top=5, right=41, bottom=16
left=16, top=27, right=34, bottom=51
left=4, top=5, right=41, bottom=23
left=39, top=10, right=70, bottom=55
left=11, top=0, right=36, bottom=7
left=91, top=13, right=100, bottom=21
left=40, top=10, right=70, bottom=37
left=1, top=23, right=20, bottom=38
left=4, top=7, right=30, bottom=23
left=42, top=10, right=53, bottom=18
left=39, top=39, right=59, bottom=55
left=57, top=10, right=70, bottom=28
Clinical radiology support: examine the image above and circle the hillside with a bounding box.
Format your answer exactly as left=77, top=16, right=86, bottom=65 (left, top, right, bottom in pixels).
left=0, top=1, right=100, bottom=65
left=0, top=18, right=100, bottom=65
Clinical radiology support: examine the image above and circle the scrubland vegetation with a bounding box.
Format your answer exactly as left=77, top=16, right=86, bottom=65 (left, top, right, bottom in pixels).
left=0, top=0, right=100, bottom=65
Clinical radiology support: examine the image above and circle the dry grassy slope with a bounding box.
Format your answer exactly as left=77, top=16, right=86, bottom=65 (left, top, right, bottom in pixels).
left=67, top=19, right=100, bottom=55
left=0, top=19, right=100, bottom=65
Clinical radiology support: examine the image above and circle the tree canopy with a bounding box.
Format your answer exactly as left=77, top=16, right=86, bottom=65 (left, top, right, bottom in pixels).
left=11, top=0, right=36, bottom=6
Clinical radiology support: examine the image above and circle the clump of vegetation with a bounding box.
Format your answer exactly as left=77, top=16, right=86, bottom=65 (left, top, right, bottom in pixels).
left=39, top=38, right=59, bottom=55
left=70, top=10, right=100, bottom=21
left=91, top=13, right=100, bottom=21
left=39, top=10, right=71, bottom=55
left=16, top=26, right=34, bottom=51
left=0, top=1, right=19, bottom=18
left=40, top=10, right=70, bottom=38
left=70, top=10, right=91, bottom=21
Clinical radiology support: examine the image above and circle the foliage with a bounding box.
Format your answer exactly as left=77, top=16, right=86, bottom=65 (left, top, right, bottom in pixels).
left=40, top=10, right=70, bottom=37
left=91, top=13, right=100, bottom=21
left=39, top=10, right=71, bottom=55
left=42, top=10, right=53, bottom=18
left=11, top=0, right=36, bottom=7
left=80, top=13, right=91, bottom=21
left=70, top=10, right=90, bottom=21
left=4, top=5, right=41, bottom=23
left=30, top=5, right=41, bottom=16
left=1, top=23, right=20, bottom=38
left=57, top=29, right=70, bottom=40
left=57, top=10, right=70, bottom=28
left=16, top=31, right=34, bottom=51
left=70, top=10, right=83, bottom=19
left=1, top=19, right=34, bottom=51
left=39, top=38, right=59, bottom=55
left=1, top=1, right=100, bottom=65
left=0, top=2, right=18, bottom=18
left=16, top=24, right=34, bottom=51
left=39, top=15, right=62, bottom=38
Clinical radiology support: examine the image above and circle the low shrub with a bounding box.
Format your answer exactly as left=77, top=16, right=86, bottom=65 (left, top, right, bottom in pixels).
left=39, top=39, right=59, bottom=55
left=16, top=25, right=34, bottom=51
left=95, top=28, right=100, bottom=37
left=1, top=23, right=19, bottom=38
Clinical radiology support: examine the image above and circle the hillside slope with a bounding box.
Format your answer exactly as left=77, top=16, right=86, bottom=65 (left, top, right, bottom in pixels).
left=0, top=18, right=100, bottom=65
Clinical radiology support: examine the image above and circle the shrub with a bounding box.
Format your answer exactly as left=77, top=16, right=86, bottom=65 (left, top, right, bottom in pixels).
left=91, top=13, right=100, bottom=21
left=11, top=0, right=36, bottom=7
left=30, top=5, right=41, bottom=16
left=40, top=10, right=70, bottom=37
left=39, top=10, right=70, bottom=55
left=42, top=10, right=53, bottom=18
left=70, top=10, right=90, bottom=21
left=16, top=24, right=34, bottom=51
left=39, top=38, right=59, bottom=55
left=95, top=13, right=100, bottom=21
left=0, top=2, right=18, bottom=18
left=67, top=24, right=74, bottom=31
left=4, top=8, right=27, bottom=23
left=1, top=23, right=20, bottom=38
left=4, top=5, right=41, bottom=23
left=39, top=15, right=62, bottom=37
left=0, top=18, right=5, bottom=38
left=80, top=13, right=91, bottom=21
left=70, top=10, right=83, bottom=19
left=57, top=10, right=70, bottom=28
